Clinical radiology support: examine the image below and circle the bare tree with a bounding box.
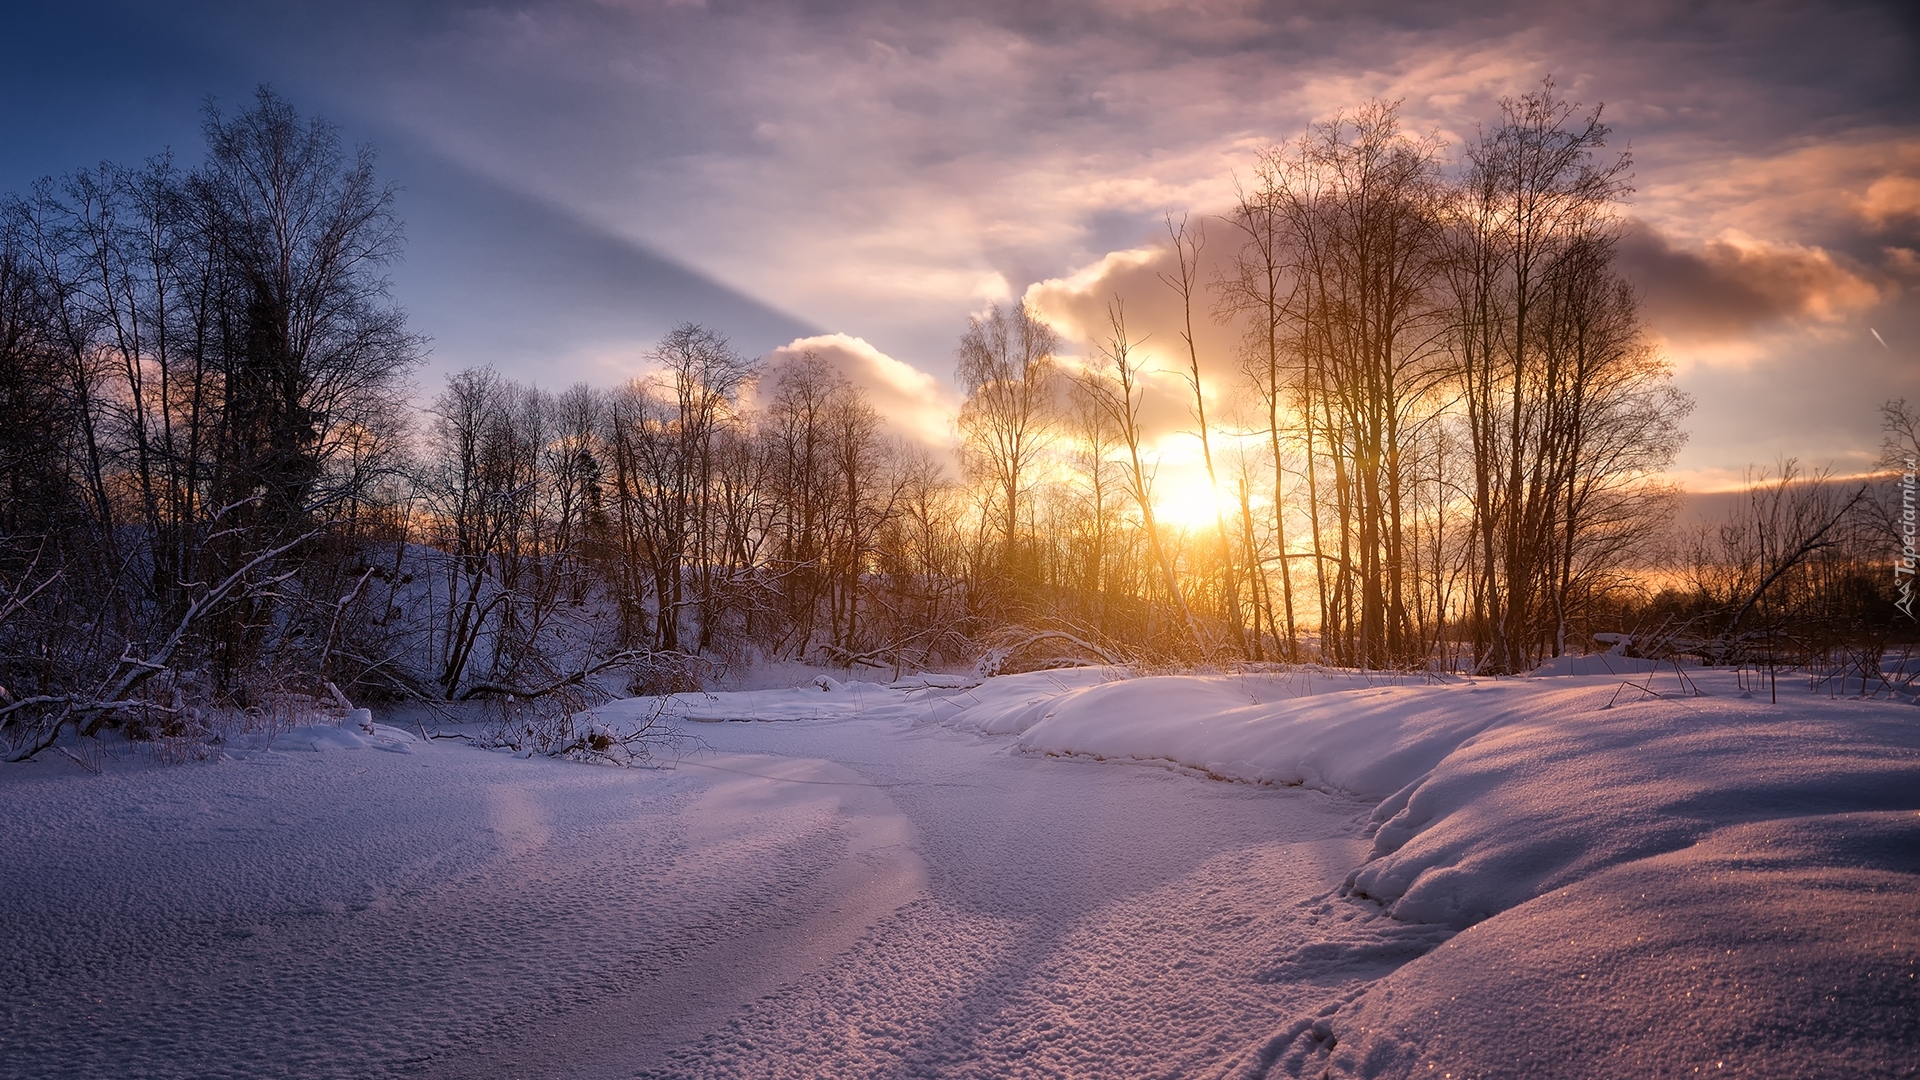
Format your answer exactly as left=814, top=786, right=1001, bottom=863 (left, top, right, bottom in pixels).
left=0, top=87, right=419, bottom=757
left=1871, top=400, right=1920, bottom=622
left=869, top=445, right=974, bottom=671
left=956, top=301, right=1061, bottom=587
left=1078, top=300, right=1203, bottom=654
left=1690, top=463, right=1869, bottom=648
left=1259, top=102, right=1451, bottom=667
left=1163, top=213, right=1249, bottom=656
left=1060, top=355, right=1130, bottom=634
left=1220, top=155, right=1306, bottom=658
left=1446, top=79, right=1640, bottom=672
left=758, top=352, right=841, bottom=655
left=419, top=368, right=518, bottom=698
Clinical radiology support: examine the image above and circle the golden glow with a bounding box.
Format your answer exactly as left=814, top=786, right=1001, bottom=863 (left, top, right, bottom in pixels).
left=1151, top=470, right=1232, bottom=532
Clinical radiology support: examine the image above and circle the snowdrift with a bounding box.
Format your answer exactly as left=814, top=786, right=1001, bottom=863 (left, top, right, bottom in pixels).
left=898, top=669, right=1920, bottom=925
left=224, top=712, right=421, bottom=755
left=889, top=665, right=1920, bottom=1078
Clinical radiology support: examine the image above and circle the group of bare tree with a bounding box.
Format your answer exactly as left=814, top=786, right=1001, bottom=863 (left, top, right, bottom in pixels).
left=1639, top=409, right=1919, bottom=690
left=0, top=88, right=417, bottom=758
left=254, top=331, right=987, bottom=712
left=958, top=83, right=1705, bottom=674
left=5, top=83, right=1912, bottom=759
left=0, top=90, right=994, bottom=758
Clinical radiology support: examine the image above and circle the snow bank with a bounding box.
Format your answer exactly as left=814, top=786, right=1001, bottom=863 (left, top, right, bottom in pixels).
left=880, top=667, right=1123, bottom=732
left=590, top=677, right=905, bottom=725
left=591, top=666, right=1121, bottom=728
left=888, top=664, right=1920, bottom=1078
left=227, top=720, right=419, bottom=755
left=606, top=665, right=1920, bottom=942
left=1526, top=650, right=1664, bottom=676
left=1290, top=808, right=1920, bottom=1079
left=588, top=661, right=1920, bottom=1076
left=915, top=667, right=1429, bottom=739
left=1527, top=633, right=1665, bottom=676
left=1002, top=676, right=1496, bottom=799
left=915, top=670, right=1920, bottom=932
left=1345, top=681, right=1920, bottom=926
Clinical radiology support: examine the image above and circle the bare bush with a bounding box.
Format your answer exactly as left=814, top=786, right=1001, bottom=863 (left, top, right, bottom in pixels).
left=474, top=691, right=677, bottom=766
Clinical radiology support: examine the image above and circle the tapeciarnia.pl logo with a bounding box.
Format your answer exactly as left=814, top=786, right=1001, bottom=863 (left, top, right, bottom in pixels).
left=1899, top=457, right=1917, bottom=620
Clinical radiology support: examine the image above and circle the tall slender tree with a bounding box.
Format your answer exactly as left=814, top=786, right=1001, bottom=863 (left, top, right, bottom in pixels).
left=956, top=301, right=1061, bottom=590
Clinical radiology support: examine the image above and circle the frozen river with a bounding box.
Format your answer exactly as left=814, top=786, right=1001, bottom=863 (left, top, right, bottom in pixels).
left=0, top=711, right=1379, bottom=1079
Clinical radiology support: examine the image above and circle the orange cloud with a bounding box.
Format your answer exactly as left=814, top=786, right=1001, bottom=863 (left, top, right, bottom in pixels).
left=1023, top=238, right=1268, bottom=452
left=1636, top=135, right=1920, bottom=245
left=1856, top=175, right=1920, bottom=229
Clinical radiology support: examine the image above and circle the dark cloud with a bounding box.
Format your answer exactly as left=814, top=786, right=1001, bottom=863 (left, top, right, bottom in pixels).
left=1619, top=222, right=1889, bottom=343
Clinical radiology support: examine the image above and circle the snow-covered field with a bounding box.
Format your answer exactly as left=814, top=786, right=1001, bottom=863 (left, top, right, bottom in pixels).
left=2, top=665, right=1916, bottom=1078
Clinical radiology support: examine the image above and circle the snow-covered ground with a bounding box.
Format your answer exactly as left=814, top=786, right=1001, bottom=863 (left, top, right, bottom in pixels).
left=2, top=664, right=1916, bottom=1078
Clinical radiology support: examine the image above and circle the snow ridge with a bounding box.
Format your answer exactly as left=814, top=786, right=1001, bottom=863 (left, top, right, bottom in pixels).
left=901, top=665, right=1920, bottom=1077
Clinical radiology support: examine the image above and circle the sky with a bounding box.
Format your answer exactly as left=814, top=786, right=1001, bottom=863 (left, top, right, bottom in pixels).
left=2, top=0, right=1916, bottom=495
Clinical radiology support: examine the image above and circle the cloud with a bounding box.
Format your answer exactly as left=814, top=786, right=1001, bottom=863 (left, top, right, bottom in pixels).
left=1022, top=229, right=1258, bottom=437
left=20, top=0, right=1916, bottom=484
left=754, top=333, right=962, bottom=460
left=345, top=2, right=1913, bottom=380
left=1020, top=242, right=1251, bottom=516
left=1023, top=247, right=1167, bottom=348
left=1856, top=174, right=1920, bottom=229
left=1619, top=223, right=1890, bottom=344
left=1633, top=135, right=1920, bottom=249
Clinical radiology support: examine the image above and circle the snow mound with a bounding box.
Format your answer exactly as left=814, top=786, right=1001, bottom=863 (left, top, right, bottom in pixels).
left=593, top=668, right=1119, bottom=728
left=894, top=667, right=1124, bottom=732
left=1294, top=811, right=1920, bottom=1079
left=910, top=666, right=1422, bottom=738
left=889, top=672, right=975, bottom=690
left=886, top=664, right=1920, bottom=1078
left=593, top=679, right=901, bottom=725
left=246, top=724, right=367, bottom=752
left=1527, top=650, right=1664, bottom=676
left=1345, top=681, right=1920, bottom=927
left=921, top=671, right=1920, bottom=932
left=229, top=721, right=417, bottom=754
left=1010, top=676, right=1500, bottom=798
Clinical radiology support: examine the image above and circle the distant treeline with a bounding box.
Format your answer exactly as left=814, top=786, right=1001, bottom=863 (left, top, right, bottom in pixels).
left=1, top=85, right=1911, bottom=760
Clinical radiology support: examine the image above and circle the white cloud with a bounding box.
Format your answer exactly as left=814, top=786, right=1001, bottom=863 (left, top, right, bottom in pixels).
left=756, top=333, right=963, bottom=461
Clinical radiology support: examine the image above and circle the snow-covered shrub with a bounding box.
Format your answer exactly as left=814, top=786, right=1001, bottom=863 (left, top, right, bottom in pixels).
left=974, top=625, right=1129, bottom=678
left=473, top=690, right=676, bottom=765
left=623, top=651, right=716, bottom=696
